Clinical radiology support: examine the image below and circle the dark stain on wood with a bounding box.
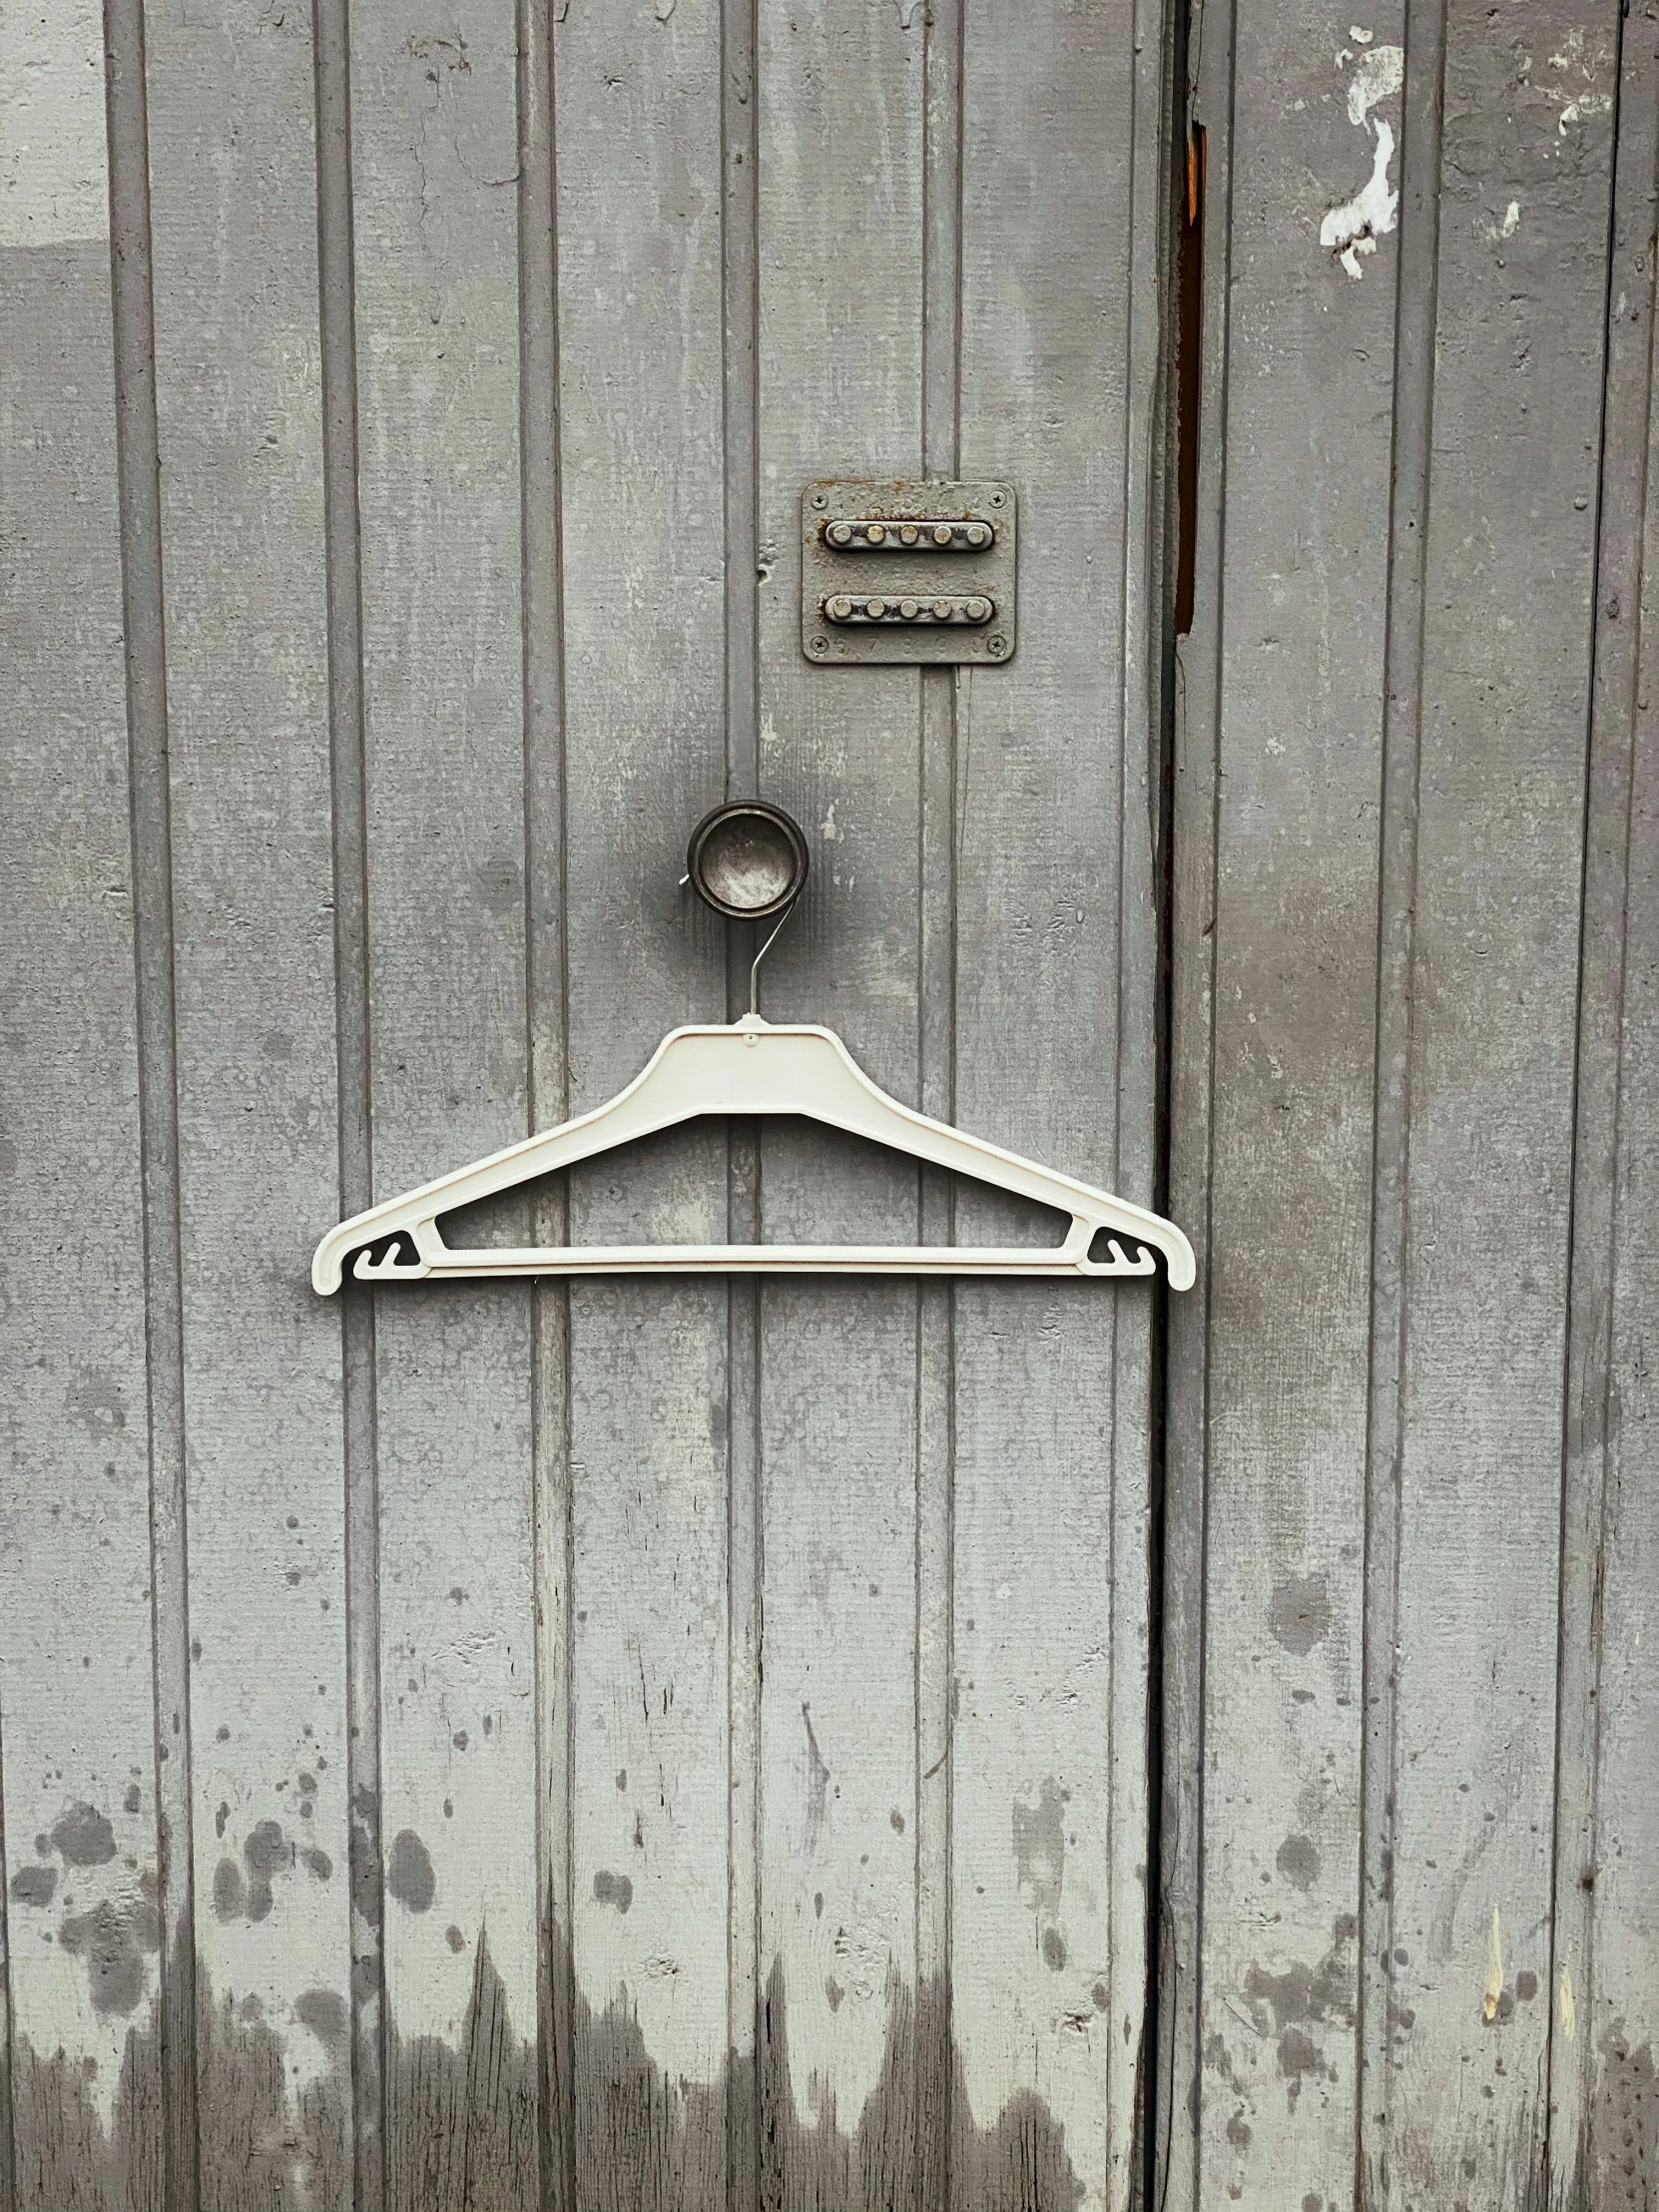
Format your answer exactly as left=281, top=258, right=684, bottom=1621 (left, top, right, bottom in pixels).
left=3, top=1910, right=1098, bottom=2210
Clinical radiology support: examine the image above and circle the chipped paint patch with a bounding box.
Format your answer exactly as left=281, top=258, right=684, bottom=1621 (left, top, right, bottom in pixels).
left=1321, top=43, right=1403, bottom=279
left=1346, top=42, right=1402, bottom=126
left=1560, top=1963, right=1576, bottom=2040
left=1483, top=1908, right=1503, bottom=2022
left=1322, top=118, right=1398, bottom=277
left=1541, top=28, right=1612, bottom=136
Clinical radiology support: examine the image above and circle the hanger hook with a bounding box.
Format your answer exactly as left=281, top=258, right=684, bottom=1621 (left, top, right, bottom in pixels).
left=683, top=801, right=812, bottom=1022
left=750, top=893, right=802, bottom=1018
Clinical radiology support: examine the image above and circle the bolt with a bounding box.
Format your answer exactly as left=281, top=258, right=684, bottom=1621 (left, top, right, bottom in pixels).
left=900, top=524, right=918, bottom=544
left=987, top=634, right=1008, bottom=656
left=866, top=597, right=887, bottom=619
left=899, top=598, right=919, bottom=620
left=966, top=597, right=990, bottom=622
left=966, top=523, right=989, bottom=547
left=933, top=524, right=953, bottom=545
left=828, top=521, right=852, bottom=546
left=828, top=595, right=852, bottom=620
left=931, top=599, right=952, bottom=619
left=866, top=522, right=885, bottom=543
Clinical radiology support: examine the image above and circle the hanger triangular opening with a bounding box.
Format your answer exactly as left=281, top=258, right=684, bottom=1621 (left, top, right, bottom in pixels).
left=311, top=1016, right=1196, bottom=1293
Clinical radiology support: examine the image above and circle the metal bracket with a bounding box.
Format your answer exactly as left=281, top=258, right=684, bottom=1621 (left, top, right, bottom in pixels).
left=802, top=480, right=1017, bottom=665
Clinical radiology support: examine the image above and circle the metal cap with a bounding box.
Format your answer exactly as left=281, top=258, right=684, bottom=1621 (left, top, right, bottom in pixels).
left=686, top=802, right=810, bottom=920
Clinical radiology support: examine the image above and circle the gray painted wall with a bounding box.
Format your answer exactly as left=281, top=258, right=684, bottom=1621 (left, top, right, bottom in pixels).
left=2, top=0, right=1170, bottom=2205
left=1162, top=1, right=1658, bottom=2207
left=1, top=0, right=1653, bottom=2209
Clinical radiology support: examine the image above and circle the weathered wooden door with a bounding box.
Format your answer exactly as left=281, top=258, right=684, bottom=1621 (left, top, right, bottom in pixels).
left=2, top=1, right=1172, bottom=2207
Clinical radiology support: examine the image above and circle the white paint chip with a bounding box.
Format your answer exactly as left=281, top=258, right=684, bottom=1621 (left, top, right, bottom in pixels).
left=1347, top=42, right=1404, bottom=127
left=1321, top=118, right=1398, bottom=277
left=1, top=0, right=109, bottom=246
left=1320, top=41, right=1403, bottom=278
left=1559, top=1963, right=1576, bottom=2040
left=1482, top=1908, right=1503, bottom=2023
left=1351, top=23, right=1375, bottom=40
left=1502, top=200, right=1520, bottom=237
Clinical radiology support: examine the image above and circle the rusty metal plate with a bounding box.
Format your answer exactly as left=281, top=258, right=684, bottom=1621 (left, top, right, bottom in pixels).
left=801, top=480, right=1017, bottom=665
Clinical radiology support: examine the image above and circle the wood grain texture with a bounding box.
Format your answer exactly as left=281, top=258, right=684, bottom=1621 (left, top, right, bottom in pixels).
left=1165, top=2, right=1649, bottom=2208
left=1167, top=0, right=1404, bottom=2201
left=754, top=2, right=927, bottom=2194
left=142, top=3, right=353, bottom=2201
left=0, top=224, right=165, bottom=2211
left=952, top=2, right=1168, bottom=2206
left=22, top=2, right=1659, bottom=2208
left=1552, top=13, right=1659, bottom=2201
left=1382, top=9, right=1616, bottom=2203
left=550, top=4, right=733, bottom=2204
left=347, top=0, right=539, bottom=2202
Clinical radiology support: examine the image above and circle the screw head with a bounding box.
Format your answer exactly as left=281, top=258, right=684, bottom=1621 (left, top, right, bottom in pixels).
left=987, top=633, right=1008, bottom=657
left=810, top=634, right=829, bottom=654
left=987, top=490, right=1007, bottom=508
left=810, top=490, right=829, bottom=509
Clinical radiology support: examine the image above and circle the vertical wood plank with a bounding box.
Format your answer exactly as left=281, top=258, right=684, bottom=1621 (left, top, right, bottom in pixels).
left=141, top=4, right=353, bottom=2200
left=550, top=4, right=732, bottom=2205
left=951, top=5, right=1168, bottom=2208
left=1552, top=11, right=1659, bottom=2196
left=348, top=1, right=539, bottom=2200
left=1173, top=0, right=1404, bottom=2202
left=515, top=0, right=567, bottom=2205
left=0, top=2, right=165, bottom=2188
left=1381, top=8, right=1616, bottom=2202
left=754, top=3, right=926, bottom=2197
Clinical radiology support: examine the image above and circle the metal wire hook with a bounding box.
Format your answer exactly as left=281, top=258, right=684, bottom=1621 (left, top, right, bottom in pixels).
left=749, top=893, right=802, bottom=1019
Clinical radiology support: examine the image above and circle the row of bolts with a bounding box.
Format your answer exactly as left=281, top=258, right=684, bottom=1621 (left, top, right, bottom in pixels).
left=827, top=592, right=993, bottom=622
left=826, top=519, right=993, bottom=548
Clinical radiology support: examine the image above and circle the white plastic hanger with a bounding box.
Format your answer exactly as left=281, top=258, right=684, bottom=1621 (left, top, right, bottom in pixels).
left=311, top=1015, right=1194, bottom=1293
left=312, top=800, right=1194, bottom=1295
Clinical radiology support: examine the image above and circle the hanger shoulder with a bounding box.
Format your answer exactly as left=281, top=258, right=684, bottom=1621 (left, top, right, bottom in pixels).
left=779, top=1031, right=1197, bottom=1289
left=311, top=1024, right=713, bottom=1292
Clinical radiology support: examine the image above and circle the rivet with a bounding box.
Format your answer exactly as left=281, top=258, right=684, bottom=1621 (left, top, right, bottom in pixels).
left=900, top=524, right=918, bottom=544
left=866, top=596, right=887, bottom=619
left=967, top=597, right=990, bottom=621
left=966, top=523, right=988, bottom=547
left=828, top=521, right=852, bottom=546
left=931, top=599, right=951, bottom=619
left=899, top=598, right=919, bottom=619
left=866, top=522, right=885, bottom=542
left=828, top=595, right=852, bottom=620
left=933, top=524, right=953, bottom=545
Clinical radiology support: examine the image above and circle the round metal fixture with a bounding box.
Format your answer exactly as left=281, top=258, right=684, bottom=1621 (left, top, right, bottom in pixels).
left=686, top=801, right=810, bottom=920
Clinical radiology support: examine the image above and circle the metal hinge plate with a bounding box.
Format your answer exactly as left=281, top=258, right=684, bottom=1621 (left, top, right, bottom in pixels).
left=802, top=480, right=1017, bottom=665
